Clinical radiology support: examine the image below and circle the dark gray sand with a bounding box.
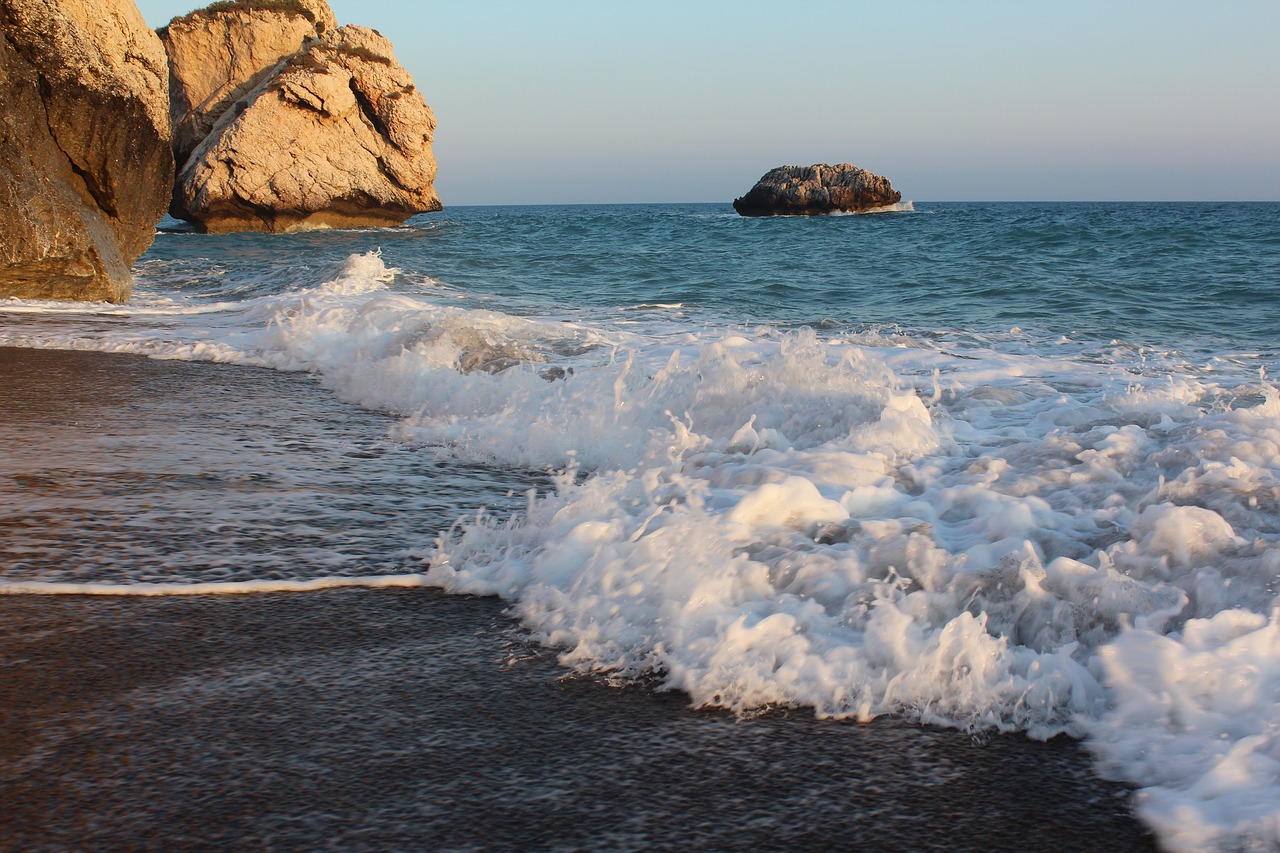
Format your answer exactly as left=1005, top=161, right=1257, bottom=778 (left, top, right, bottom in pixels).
left=0, top=347, right=1157, bottom=851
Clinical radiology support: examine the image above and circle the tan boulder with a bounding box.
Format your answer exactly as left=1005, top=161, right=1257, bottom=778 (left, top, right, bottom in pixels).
left=0, top=0, right=173, bottom=302
left=159, top=0, right=337, bottom=171
left=173, top=24, right=441, bottom=233
left=733, top=164, right=901, bottom=217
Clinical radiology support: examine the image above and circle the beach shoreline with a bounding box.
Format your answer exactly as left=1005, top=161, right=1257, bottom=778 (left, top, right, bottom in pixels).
left=0, top=345, right=1160, bottom=850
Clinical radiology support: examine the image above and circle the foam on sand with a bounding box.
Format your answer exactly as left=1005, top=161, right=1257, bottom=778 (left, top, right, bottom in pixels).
left=0, top=573, right=433, bottom=596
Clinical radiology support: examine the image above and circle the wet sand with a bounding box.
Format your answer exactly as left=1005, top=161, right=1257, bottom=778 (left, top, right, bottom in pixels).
left=0, top=347, right=1157, bottom=851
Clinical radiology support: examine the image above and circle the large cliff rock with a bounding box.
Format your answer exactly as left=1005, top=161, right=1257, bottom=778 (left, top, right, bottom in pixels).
left=0, top=0, right=173, bottom=302
left=168, top=17, right=441, bottom=233
left=733, top=164, right=901, bottom=217
left=159, top=0, right=337, bottom=172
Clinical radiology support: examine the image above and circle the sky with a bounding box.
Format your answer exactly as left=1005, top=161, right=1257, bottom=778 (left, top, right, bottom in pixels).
left=136, top=0, right=1280, bottom=204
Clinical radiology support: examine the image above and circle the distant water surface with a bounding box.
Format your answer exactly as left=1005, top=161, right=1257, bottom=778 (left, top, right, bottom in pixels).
left=135, top=201, right=1280, bottom=347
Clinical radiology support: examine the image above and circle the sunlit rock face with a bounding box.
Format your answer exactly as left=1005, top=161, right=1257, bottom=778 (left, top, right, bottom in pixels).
left=159, top=0, right=338, bottom=172
left=0, top=0, right=173, bottom=302
left=161, top=1, right=441, bottom=234
left=733, top=164, right=900, bottom=217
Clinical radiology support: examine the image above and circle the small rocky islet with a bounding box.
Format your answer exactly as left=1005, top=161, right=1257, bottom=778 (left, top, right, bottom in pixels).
left=733, top=164, right=901, bottom=217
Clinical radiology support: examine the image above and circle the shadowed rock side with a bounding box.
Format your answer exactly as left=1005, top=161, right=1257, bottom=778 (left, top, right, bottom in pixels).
left=159, top=0, right=336, bottom=173
left=0, top=0, right=172, bottom=302
left=166, top=11, right=441, bottom=233
left=733, top=164, right=900, bottom=217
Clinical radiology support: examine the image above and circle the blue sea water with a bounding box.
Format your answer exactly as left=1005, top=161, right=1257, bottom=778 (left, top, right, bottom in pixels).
left=3, top=201, right=1280, bottom=850
left=139, top=201, right=1280, bottom=347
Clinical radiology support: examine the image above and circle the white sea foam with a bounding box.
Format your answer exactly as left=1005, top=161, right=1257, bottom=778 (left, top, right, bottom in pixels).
left=1086, top=608, right=1280, bottom=852
left=3, top=250, right=1278, bottom=850
left=831, top=200, right=916, bottom=215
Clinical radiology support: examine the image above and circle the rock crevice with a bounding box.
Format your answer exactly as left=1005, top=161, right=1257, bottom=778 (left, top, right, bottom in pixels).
left=161, top=1, right=440, bottom=233
left=159, top=0, right=335, bottom=169
left=0, top=0, right=173, bottom=302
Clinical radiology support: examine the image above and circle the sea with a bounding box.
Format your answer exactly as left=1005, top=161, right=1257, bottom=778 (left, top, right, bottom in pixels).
left=2, top=201, right=1279, bottom=851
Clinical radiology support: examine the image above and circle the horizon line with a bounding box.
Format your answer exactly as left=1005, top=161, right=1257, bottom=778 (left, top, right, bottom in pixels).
left=424, top=199, right=1280, bottom=208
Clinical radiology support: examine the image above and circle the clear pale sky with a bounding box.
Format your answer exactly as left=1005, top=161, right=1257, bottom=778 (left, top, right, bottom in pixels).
left=136, top=0, right=1279, bottom=204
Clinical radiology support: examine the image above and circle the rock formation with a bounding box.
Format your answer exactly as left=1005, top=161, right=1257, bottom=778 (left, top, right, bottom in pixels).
left=732, top=164, right=900, bottom=217
left=159, top=0, right=337, bottom=173
left=161, top=2, right=441, bottom=233
left=0, top=0, right=173, bottom=302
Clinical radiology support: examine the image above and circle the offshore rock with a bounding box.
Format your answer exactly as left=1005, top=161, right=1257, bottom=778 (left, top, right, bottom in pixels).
left=172, top=23, right=441, bottom=233
left=0, top=0, right=173, bottom=302
left=732, top=164, right=901, bottom=217
left=159, top=0, right=337, bottom=172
